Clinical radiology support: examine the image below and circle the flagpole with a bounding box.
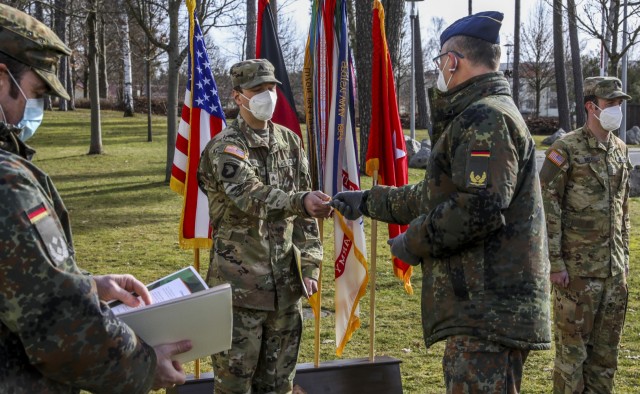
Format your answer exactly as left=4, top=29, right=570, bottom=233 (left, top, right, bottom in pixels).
left=369, top=170, right=378, bottom=362
left=314, top=218, right=323, bottom=367
left=192, top=248, right=201, bottom=378
left=186, top=0, right=200, bottom=380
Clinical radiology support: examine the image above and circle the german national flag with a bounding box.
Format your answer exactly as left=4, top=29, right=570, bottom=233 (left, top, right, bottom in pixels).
left=256, top=0, right=303, bottom=144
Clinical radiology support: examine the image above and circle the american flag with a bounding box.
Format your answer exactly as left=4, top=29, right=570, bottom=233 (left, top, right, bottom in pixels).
left=170, top=16, right=226, bottom=249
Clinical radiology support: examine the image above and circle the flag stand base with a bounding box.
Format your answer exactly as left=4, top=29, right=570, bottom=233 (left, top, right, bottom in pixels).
left=167, top=355, right=403, bottom=394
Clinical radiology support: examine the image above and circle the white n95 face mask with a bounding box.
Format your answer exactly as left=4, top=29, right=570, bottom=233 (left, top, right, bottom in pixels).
left=595, top=104, right=623, bottom=132
left=242, top=90, right=278, bottom=121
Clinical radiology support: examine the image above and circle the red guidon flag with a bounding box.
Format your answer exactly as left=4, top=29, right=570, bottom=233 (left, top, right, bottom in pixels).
left=366, top=0, right=412, bottom=294
left=169, top=8, right=225, bottom=249
left=256, top=0, right=303, bottom=143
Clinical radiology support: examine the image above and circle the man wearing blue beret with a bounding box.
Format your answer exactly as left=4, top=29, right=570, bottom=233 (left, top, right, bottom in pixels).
left=332, top=11, right=551, bottom=393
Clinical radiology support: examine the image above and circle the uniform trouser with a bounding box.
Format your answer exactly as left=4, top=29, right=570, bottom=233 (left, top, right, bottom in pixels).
left=552, top=274, right=628, bottom=394
left=442, top=335, right=529, bottom=394
left=211, top=301, right=303, bottom=394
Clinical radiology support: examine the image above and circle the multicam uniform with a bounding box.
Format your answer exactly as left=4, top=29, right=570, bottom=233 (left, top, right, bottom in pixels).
left=540, top=125, right=631, bottom=393
left=362, top=73, right=551, bottom=392
left=0, top=124, right=156, bottom=394
left=198, top=116, right=322, bottom=394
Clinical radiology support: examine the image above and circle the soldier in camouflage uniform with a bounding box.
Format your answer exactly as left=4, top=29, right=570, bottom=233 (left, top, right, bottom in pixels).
left=540, top=77, right=632, bottom=394
left=0, top=5, right=192, bottom=393
left=197, top=59, right=332, bottom=394
left=332, top=11, right=551, bottom=393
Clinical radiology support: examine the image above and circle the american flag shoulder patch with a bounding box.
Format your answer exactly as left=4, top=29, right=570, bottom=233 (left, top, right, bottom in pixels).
left=223, top=145, right=247, bottom=160
left=26, top=204, right=49, bottom=224
left=547, top=149, right=566, bottom=167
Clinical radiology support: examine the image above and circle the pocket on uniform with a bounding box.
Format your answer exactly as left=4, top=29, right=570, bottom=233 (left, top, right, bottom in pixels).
left=447, top=244, right=485, bottom=300
left=553, top=286, right=586, bottom=335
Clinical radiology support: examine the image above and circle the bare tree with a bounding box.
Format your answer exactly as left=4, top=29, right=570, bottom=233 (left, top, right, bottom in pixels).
left=98, top=12, right=109, bottom=98
left=553, top=0, right=571, bottom=131
left=126, top=0, right=243, bottom=181
left=414, top=11, right=429, bottom=130
left=521, top=1, right=555, bottom=117
left=354, top=0, right=373, bottom=171
left=381, top=0, right=404, bottom=75
left=513, top=0, right=521, bottom=107
left=120, top=3, right=134, bottom=117
left=54, top=0, right=68, bottom=111
left=562, top=0, right=640, bottom=75
left=567, top=0, right=584, bottom=125
left=246, top=0, right=256, bottom=58
left=468, top=0, right=472, bottom=15
left=87, top=0, right=103, bottom=154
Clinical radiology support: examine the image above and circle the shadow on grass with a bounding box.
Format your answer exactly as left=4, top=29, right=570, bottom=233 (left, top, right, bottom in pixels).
left=61, top=180, right=167, bottom=200
left=52, top=169, right=165, bottom=183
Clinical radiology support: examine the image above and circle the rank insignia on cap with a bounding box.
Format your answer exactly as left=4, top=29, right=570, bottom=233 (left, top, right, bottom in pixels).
left=223, top=145, right=247, bottom=159
left=547, top=149, right=566, bottom=168
left=27, top=204, right=49, bottom=224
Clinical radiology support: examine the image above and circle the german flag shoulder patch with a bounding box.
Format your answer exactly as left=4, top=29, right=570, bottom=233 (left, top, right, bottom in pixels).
left=27, top=204, right=49, bottom=224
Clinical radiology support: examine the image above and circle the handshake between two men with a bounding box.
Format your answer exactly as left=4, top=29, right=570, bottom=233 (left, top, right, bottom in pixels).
left=306, top=190, right=422, bottom=267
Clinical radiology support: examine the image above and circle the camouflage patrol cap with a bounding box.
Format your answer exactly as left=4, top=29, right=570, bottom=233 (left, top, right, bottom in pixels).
left=230, top=59, right=281, bottom=90
left=0, top=4, right=71, bottom=100
left=583, top=76, right=632, bottom=101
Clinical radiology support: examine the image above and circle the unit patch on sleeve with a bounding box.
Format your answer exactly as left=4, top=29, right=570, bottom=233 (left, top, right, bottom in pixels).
left=25, top=204, right=69, bottom=266
left=466, top=150, right=490, bottom=188
left=223, top=145, right=247, bottom=160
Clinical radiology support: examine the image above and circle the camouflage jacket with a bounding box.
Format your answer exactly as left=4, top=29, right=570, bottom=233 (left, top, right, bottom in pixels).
left=197, top=116, right=321, bottom=311
left=363, top=73, right=551, bottom=350
left=0, top=124, right=156, bottom=394
left=539, top=125, right=631, bottom=277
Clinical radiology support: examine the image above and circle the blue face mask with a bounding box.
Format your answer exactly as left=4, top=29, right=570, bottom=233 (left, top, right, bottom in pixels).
left=7, top=70, right=44, bottom=141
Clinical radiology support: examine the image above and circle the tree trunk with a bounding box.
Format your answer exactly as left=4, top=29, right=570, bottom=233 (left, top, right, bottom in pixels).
left=33, top=3, right=52, bottom=111
left=164, top=0, right=182, bottom=182
left=98, top=14, right=108, bottom=99
left=354, top=0, right=372, bottom=172
left=606, top=0, right=620, bottom=75
left=121, top=2, right=134, bottom=117
left=553, top=0, right=571, bottom=132
left=67, top=11, right=75, bottom=110
left=513, top=0, right=521, bottom=108
left=381, top=0, right=403, bottom=77
left=568, top=0, right=584, bottom=126
left=55, top=0, right=68, bottom=111
left=88, top=3, right=103, bottom=154
left=246, top=0, right=256, bottom=59
left=414, top=12, right=429, bottom=130
left=468, top=0, right=472, bottom=15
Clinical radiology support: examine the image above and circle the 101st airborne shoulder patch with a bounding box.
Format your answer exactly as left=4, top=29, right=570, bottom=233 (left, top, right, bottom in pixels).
left=466, top=150, right=490, bottom=188
left=223, top=145, right=247, bottom=160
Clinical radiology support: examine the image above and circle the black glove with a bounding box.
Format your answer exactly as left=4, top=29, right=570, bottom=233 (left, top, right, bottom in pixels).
left=387, top=233, right=422, bottom=266
left=330, top=191, right=364, bottom=220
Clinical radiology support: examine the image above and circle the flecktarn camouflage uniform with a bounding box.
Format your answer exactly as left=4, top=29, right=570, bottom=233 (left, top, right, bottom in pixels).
left=198, top=115, right=321, bottom=394
left=540, top=122, right=631, bottom=393
left=362, top=72, right=551, bottom=393
left=0, top=124, right=156, bottom=394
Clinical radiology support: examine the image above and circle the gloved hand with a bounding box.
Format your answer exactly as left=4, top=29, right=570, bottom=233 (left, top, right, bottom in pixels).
left=330, top=191, right=364, bottom=220
left=387, top=233, right=422, bottom=266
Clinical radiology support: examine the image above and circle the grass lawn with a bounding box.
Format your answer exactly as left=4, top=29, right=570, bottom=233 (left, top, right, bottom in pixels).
left=29, top=109, right=639, bottom=393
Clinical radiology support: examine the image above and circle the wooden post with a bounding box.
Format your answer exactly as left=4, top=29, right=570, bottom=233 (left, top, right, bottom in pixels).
left=314, top=218, right=324, bottom=367
left=194, top=248, right=200, bottom=379
left=369, top=170, right=378, bottom=362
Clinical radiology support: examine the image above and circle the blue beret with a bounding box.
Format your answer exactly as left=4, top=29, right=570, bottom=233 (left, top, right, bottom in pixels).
left=440, top=11, right=504, bottom=47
